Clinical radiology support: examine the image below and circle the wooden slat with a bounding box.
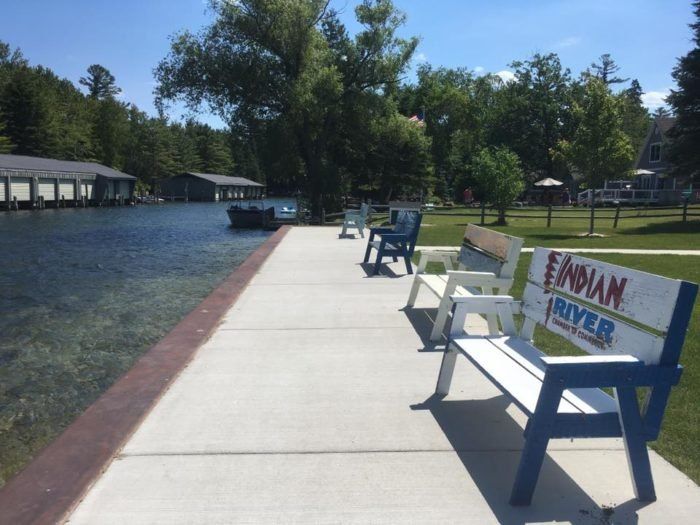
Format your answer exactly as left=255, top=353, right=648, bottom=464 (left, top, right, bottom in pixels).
left=464, top=224, right=518, bottom=260
left=522, top=283, right=666, bottom=365
left=450, top=336, right=581, bottom=415
left=528, top=248, right=681, bottom=332
left=457, top=245, right=503, bottom=274
left=485, top=336, right=619, bottom=414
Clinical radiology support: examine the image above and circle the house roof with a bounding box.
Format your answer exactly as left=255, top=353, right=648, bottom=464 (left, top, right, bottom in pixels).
left=0, top=154, right=136, bottom=180
left=182, top=172, right=264, bottom=187
left=656, top=116, right=676, bottom=135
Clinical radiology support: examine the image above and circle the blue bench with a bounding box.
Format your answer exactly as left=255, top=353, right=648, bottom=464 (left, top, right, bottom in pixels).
left=363, top=210, right=422, bottom=276
left=340, top=202, right=369, bottom=238
left=436, top=248, right=698, bottom=505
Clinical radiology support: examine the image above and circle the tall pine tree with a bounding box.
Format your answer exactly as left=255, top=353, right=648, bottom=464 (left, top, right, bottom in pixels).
left=667, top=1, right=700, bottom=181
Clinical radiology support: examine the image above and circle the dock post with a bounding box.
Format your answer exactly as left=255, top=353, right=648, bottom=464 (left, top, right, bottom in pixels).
left=12, top=196, right=18, bottom=211
left=61, top=195, right=66, bottom=208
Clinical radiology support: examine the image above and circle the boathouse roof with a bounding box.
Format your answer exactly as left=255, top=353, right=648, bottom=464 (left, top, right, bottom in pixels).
left=182, top=172, right=265, bottom=187
left=0, top=154, right=136, bottom=180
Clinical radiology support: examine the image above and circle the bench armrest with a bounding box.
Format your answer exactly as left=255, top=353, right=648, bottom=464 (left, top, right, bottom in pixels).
left=416, top=250, right=459, bottom=273
left=378, top=233, right=407, bottom=242
left=540, top=356, right=683, bottom=389
left=446, top=270, right=511, bottom=289
left=369, top=227, right=394, bottom=234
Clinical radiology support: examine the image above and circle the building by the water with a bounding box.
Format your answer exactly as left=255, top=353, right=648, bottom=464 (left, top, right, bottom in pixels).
left=1, top=154, right=137, bottom=210
left=159, top=172, right=265, bottom=202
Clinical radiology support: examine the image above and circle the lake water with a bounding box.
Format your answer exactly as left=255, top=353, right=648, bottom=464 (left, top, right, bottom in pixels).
left=0, top=202, right=273, bottom=486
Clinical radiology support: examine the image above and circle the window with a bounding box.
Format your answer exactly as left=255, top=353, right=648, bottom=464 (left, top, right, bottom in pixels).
left=650, top=142, right=661, bottom=163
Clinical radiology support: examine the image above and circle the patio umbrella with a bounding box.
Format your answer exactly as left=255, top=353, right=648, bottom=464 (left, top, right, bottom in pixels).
left=534, top=178, right=563, bottom=187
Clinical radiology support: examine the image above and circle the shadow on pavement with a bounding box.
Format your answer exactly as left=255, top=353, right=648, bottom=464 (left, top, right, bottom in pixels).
left=411, top=394, right=647, bottom=525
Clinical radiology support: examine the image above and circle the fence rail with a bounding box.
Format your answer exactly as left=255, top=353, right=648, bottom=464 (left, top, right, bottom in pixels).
left=322, top=201, right=700, bottom=230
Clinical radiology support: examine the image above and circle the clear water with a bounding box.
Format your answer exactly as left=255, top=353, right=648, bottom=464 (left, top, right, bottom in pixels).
left=0, top=203, right=271, bottom=485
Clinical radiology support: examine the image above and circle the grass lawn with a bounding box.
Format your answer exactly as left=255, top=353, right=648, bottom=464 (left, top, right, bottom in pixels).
left=413, top=213, right=700, bottom=484
left=415, top=208, right=700, bottom=249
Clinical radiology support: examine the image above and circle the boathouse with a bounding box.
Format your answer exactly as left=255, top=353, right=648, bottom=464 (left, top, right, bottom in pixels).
left=0, top=154, right=136, bottom=210
left=158, top=172, right=265, bottom=202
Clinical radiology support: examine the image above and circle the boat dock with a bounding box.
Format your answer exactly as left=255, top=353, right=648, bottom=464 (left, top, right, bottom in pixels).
left=1, top=227, right=699, bottom=524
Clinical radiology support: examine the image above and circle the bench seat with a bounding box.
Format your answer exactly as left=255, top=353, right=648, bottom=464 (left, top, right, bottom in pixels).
left=452, top=335, right=618, bottom=416
left=414, top=274, right=481, bottom=301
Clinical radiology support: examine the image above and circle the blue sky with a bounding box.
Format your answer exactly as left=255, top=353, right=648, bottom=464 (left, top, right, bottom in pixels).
left=0, top=0, right=695, bottom=127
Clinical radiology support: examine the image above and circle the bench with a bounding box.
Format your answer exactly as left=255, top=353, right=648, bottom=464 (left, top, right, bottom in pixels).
left=435, top=248, right=698, bottom=505
left=363, top=210, right=422, bottom=276
left=340, top=202, right=369, bottom=238
left=407, top=224, right=523, bottom=341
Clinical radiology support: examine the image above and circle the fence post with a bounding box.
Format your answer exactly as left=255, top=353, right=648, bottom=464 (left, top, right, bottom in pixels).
left=321, top=207, right=326, bottom=226
left=682, top=197, right=689, bottom=222
left=613, top=203, right=621, bottom=229
left=480, top=201, right=486, bottom=225
left=546, top=205, right=552, bottom=228
left=589, top=196, right=595, bottom=235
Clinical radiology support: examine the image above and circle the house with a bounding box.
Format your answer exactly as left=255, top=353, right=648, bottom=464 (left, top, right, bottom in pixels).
left=0, top=154, right=136, bottom=209
left=634, top=117, right=690, bottom=197
left=158, top=172, right=265, bottom=202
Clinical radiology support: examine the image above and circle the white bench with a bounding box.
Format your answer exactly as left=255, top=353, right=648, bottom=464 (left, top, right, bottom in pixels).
left=436, top=248, right=698, bottom=505
left=406, top=224, right=523, bottom=340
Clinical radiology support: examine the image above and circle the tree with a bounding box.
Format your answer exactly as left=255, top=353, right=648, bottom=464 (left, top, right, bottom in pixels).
left=79, top=64, right=121, bottom=99
left=499, top=53, right=572, bottom=180
left=155, top=0, right=418, bottom=212
left=556, top=78, right=634, bottom=189
left=0, top=117, right=13, bottom=153
left=667, top=1, right=700, bottom=182
left=589, top=54, right=629, bottom=85
left=471, top=147, right=524, bottom=225
left=618, top=79, right=651, bottom=153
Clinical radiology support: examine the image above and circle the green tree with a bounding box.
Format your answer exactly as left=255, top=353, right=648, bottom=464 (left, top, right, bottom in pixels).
left=618, top=79, right=651, bottom=154
left=79, top=64, right=121, bottom=100
left=667, top=1, right=700, bottom=182
left=471, top=147, right=524, bottom=225
left=155, top=0, right=418, bottom=212
left=497, top=53, right=572, bottom=180
left=0, top=116, right=13, bottom=153
left=556, top=78, right=634, bottom=189
left=589, top=54, right=629, bottom=85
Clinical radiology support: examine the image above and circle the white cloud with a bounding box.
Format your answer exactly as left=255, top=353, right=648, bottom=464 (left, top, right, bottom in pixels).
left=496, top=70, right=516, bottom=83
left=413, top=52, right=428, bottom=64
left=641, top=89, right=670, bottom=110
left=555, top=36, right=581, bottom=48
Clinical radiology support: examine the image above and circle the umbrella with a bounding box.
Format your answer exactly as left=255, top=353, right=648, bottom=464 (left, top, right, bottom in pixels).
left=633, top=169, right=655, bottom=175
left=534, top=178, right=563, bottom=187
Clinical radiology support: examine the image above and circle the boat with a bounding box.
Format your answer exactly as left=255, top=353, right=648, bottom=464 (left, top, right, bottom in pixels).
left=226, top=201, right=275, bottom=228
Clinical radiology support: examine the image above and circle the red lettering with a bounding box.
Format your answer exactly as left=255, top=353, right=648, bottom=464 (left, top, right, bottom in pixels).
left=605, top=276, right=628, bottom=310
left=574, top=266, right=589, bottom=294
left=588, top=274, right=606, bottom=305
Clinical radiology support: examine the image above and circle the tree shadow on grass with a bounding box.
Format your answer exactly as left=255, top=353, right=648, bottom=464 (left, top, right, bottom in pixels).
left=411, top=394, right=647, bottom=525
left=621, top=220, right=700, bottom=236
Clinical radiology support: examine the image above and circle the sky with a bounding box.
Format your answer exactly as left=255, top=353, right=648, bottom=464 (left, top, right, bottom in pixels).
left=0, top=0, right=696, bottom=128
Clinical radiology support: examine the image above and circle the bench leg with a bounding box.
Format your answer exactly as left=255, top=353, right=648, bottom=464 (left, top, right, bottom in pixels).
left=430, top=296, right=452, bottom=341
left=510, top=381, right=562, bottom=505
left=341, top=223, right=348, bottom=237
left=404, top=255, right=413, bottom=275
left=373, top=250, right=383, bottom=275
left=436, top=348, right=458, bottom=395
left=407, top=276, right=423, bottom=307
left=363, top=242, right=372, bottom=263
left=615, top=387, right=657, bottom=502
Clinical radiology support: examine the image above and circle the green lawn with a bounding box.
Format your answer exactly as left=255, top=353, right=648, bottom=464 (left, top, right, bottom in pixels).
left=415, top=208, right=700, bottom=249
left=413, top=213, right=700, bottom=484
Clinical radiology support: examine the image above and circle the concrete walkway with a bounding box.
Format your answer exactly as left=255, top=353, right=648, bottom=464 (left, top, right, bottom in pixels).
left=417, top=246, right=700, bottom=255
left=67, top=227, right=699, bottom=524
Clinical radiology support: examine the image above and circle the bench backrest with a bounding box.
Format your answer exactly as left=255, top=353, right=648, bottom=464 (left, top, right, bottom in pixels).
left=458, top=224, right=524, bottom=278
left=522, top=248, right=698, bottom=366
left=389, top=201, right=422, bottom=224
left=393, top=210, right=422, bottom=256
